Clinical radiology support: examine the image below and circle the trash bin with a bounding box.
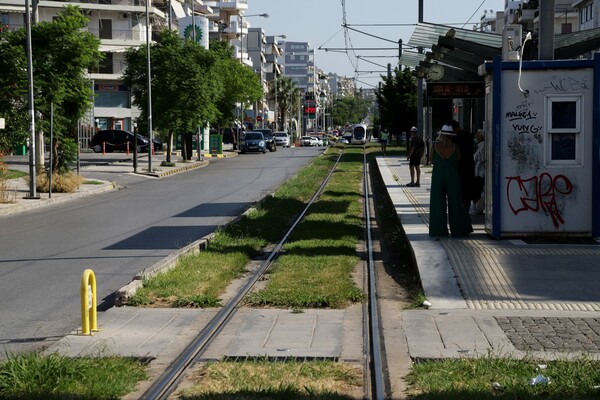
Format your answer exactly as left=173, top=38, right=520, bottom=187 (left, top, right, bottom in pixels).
left=13, top=144, right=26, bottom=156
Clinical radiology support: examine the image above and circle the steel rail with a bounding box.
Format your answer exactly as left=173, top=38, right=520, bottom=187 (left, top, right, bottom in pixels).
left=363, top=150, right=386, bottom=399
left=141, top=150, right=345, bottom=400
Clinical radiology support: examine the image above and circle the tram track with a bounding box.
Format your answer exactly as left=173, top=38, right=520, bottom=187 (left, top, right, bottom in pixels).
left=140, top=147, right=393, bottom=399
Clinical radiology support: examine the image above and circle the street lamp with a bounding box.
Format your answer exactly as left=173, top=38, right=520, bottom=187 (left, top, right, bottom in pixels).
left=239, top=13, right=269, bottom=64
left=145, top=0, right=153, bottom=171
left=237, top=13, right=268, bottom=129
left=272, top=34, right=286, bottom=131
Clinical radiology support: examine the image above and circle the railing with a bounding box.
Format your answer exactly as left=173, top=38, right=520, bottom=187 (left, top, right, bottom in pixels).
left=87, top=27, right=136, bottom=41
left=89, top=60, right=128, bottom=75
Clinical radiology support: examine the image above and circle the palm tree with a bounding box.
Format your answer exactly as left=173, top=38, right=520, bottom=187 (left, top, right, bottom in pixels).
left=268, top=76, right=298, bottom=132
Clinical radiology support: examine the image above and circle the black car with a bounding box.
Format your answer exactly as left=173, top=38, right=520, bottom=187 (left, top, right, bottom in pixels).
left=252, top=128, right=277, bottom=152
left=90, top=130, right=162, bottom=153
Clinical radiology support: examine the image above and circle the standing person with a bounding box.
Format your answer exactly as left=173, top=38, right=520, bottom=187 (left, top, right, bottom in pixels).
left=380, top=128, right=389, bottom=154
left=429, top=125, right=473, bottom=237
left=449, top=120, right=475, bottom=211
left=472, top=129, right=485, bottom=214
left=406, top=126, right=424, bottom=187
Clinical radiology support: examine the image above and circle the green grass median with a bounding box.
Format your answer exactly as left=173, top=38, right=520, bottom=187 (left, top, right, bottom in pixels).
left=128, top=146, right=365, bottom=308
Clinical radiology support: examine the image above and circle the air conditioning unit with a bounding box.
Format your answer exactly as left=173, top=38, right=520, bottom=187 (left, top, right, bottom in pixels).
left=118, top=13, right=130, bottom=21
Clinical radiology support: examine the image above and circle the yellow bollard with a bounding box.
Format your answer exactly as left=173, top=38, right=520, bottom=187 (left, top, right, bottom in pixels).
left=80, top=269, right=98, bottom=335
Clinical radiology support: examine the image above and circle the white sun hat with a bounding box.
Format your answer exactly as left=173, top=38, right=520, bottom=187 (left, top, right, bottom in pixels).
left=437, top=125, right=456, bottom=136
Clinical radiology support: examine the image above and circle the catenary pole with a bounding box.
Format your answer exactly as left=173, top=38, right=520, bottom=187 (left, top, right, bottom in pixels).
left=146, top=0, right=153, bottom=171
left=25, top=0, right=37, bottom=198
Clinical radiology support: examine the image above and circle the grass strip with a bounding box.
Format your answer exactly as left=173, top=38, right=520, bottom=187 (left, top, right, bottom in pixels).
left=0, top=169, right=27, bottom=180
left=245, top=147, right=365, bottom=308
left=177, top=360, right=361, bottom=399
left=405, top=356, right=600, bottom=399
left=129, top=146, right=366, bottom=308
left=0, top=352, right=147, bottom=400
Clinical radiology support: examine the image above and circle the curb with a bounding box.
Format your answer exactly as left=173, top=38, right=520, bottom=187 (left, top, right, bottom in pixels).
left=0, top=182, right=117, bottom=217
left=114, top=233, right=214, bottom=306
left=143, top=160, right=209, bottom=178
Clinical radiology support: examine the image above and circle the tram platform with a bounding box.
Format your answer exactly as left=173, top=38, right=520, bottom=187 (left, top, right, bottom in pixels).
left=378, top=156, right=600, bottom=361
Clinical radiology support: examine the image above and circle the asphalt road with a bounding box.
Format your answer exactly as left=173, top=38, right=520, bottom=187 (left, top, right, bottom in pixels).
left=0, top=147, right=323, bottom=357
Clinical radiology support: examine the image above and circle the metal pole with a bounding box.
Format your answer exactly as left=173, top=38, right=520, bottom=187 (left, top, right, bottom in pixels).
left=168, top=0, right=172, bottom=30
left=398, top=39, right=402, bottom=68
left=76, top=118, right=80, bottom=175
left=416, top=0, right=424, bottom=139
left=274, top=74, right=277, bottom=130
left=48, top=102, right=53, bottom=198
left=25, top=0, right=37, bottom=198
left=133, top=122, right=138, bottom=172
left=191, top=0, right=195, bottom=42
left=146, top=0, right=153, bottom=172
left=539, top=0, right=555, bottom=60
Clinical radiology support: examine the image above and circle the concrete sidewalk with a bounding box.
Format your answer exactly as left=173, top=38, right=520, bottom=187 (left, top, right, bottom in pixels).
left=377, top=156, right=600, bottom=361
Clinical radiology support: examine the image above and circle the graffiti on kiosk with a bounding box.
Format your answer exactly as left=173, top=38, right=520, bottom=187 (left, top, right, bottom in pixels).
left=534, top=75, right=589, bottom=94
left=505, top=101, right=543, bottom=171
left=506, top=173, right=573, bottom=228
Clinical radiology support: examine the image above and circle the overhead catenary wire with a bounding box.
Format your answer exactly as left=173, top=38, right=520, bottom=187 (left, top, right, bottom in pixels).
left=331, top=0, right=501, bottom=85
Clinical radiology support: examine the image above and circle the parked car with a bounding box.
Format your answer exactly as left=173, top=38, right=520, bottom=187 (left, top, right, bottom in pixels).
left=240, top=132, right=266, bottom=154
left=90, top=129, right=160, bottom=153
left=252, top=128, right=277, bottom=152
left=312, top=136, right=324, bottom=146
left=273, top=131, right=291, bottom=147
left=300, top=136, right=318, bottom=147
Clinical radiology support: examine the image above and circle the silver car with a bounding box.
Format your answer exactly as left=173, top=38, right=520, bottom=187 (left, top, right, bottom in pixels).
left=273, top=131, right=291, bottom=147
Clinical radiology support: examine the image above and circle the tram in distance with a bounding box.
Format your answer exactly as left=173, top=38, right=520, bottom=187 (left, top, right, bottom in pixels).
left=350, top=123, right=368, bottom=145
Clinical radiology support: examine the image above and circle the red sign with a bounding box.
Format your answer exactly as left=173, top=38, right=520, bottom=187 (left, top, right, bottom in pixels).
left=304, top=106, right=316, bottom=114
left=256, top=116, right=262, bottom=121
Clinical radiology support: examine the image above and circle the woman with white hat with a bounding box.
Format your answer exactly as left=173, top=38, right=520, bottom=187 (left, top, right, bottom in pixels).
left=428, top=124, right=473, bottom=237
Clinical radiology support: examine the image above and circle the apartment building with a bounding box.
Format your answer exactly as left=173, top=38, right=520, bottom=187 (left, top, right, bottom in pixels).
left=280, top=41, right=315, bottom=96
left=0, top=0, right=215, bottom=144
left=574, top=0, right=598, bottom=30
left=507, top=0, right=578, bottom=34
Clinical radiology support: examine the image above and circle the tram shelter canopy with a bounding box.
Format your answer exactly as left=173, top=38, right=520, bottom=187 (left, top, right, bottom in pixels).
left=404, top=22, right=600, bottom=82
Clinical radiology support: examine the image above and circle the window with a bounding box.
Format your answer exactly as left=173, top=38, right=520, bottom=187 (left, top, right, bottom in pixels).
left=99, top=19, right=112, bottom=39
left=545, top=95, right=581, bottom=164
left=288, top=43, right=307, bottom=51
left=98, top=53, right=113, bottom=74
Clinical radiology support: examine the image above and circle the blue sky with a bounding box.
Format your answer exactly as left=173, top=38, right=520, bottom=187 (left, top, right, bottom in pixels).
left=250, top=0, right=506, bottom=88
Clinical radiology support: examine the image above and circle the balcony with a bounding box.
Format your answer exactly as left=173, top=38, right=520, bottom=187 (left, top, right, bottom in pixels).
left=89, top=59, right=128, bottom=78
left=219, top=0, right=248, bottom=13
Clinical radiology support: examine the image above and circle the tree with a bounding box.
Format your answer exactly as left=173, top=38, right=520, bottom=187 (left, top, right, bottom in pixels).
left=0, top=6, right=101, bottom=172
left=267, top=76, right=297, bottom=132
left=210, top=41, right=262, bottom=131
left=331, top=95, right=369, bottom=128
left=124, top=30, right=223, bottom=162
left=376, top=67, right=417, bottom=137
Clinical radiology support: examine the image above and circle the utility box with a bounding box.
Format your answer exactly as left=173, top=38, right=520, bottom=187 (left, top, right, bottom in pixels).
left=209, top=134, right=222, bottom=155
left=13, top=144, right=26, bottom=156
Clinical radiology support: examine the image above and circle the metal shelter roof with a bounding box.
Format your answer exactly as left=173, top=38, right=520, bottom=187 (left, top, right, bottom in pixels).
left=405, top=22, right=600, bottom=82
left=403, top=22, right=502, bottom=80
